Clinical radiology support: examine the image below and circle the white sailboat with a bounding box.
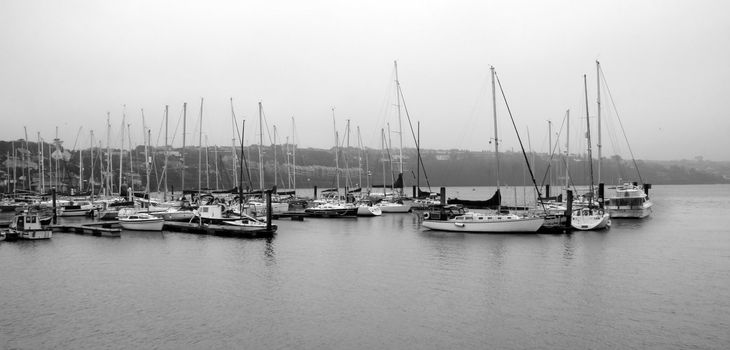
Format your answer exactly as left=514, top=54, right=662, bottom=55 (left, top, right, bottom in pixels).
left=422, top=66, right=544, bottom=233
left=571, top=74, right=610, bottom=231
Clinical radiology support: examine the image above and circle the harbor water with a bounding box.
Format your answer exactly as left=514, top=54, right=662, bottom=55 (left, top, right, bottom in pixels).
left=1, top=184, right=728, bottom=349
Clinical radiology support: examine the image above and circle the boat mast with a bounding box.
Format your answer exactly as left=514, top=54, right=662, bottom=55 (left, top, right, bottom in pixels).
left=394, top=60, right=404, bottom=195
left=381, top=128, right=387, bottom=196
left=332, top=108, right=340, bottom=202
left=584, top=74, right=595, bottom=208
left=491, top=66, right=501, bottom=213
left=258, top=101, right=264, bottom=190
left=547, top=120, right=552, bottom=186
left=357, top=126, right=363, bottom=191
left=164, top=105, right=169, bottom=202
left=198, top=97, right=203, bottom=198
left=292, top=117, right=297, bottom=194
left=565, top=109, right=570, bottom=193
left=106, top=113, right=111, bottom=196
left=119, top=108, right=125, bottom=195
left=205, top=135, right=210, bottom=190
left=214, top=145, right=219, bottom=190
left=23, top=127, right=29, bottom=190
left=596, top=60, right=602, bottom=184
left=127, top=123, right=133, bottom=197
left=182, top=102, right=186, bottom=192
left=38, top=132, right=44, bottom=193
left=89, top=130, right=94, bottom=198
left=230, top=98, right=238, bottom=191
left=273, top=125, right=278, bottom=189
left=145, top=128, right=151, bottom=211
left=79, top=136, right=83, bottom=191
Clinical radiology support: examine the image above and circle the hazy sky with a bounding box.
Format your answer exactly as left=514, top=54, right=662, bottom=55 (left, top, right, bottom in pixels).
left=1, top=0, right=728, bottom=161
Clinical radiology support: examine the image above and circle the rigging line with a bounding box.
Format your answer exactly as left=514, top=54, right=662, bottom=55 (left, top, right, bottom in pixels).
left=397, top=84, right=432, bottom=191
left=494, top=70, right=546, bottom=212
left=599, top=66, right=644, bottom=184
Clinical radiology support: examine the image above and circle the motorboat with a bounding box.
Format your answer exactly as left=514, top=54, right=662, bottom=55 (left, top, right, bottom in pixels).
left=5, top=212, right=53, bottom=240
left=119, top=213, right=164, bottom=231
left=58, top=200, right=95, bottom=217
left=304, top=202, right=358, bottom=218
left=605, top=183, right=653, bottom=218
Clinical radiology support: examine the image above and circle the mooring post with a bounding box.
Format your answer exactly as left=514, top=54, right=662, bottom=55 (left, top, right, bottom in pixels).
left=545, top=184, right=550, bottom=199
left=313, top=185, right=318, bottom=200
left=266, top=189, right=273, bottom=231
left=52, top=188, right=57, bottom=225
left=598, top=183, right=605, bottom=209
left=412, top=186, right=416, bottom=198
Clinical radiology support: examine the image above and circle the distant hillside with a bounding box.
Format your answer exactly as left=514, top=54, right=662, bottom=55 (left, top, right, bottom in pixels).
left=1, top=140, right=727, bottom=193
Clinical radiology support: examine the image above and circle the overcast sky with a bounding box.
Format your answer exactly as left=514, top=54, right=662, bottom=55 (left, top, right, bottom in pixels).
left=1, top=0, right=728, bottom=161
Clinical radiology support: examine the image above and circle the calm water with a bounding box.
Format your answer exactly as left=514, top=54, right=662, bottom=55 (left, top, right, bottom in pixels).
left=1, top=185, right=728, bottom=349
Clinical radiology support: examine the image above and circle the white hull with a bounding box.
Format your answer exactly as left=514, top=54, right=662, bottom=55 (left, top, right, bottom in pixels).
left=222, top=220, right=269, bottom=231
left=571, top=213, right=611, bottom=231
left=59, top=209, right=93, bottom=217
left=357, top=205, right=382, bottom=216
left=422, top=216, right=544, bottom=233
left=376, top=202, right=412, bottom=213
left=606, top=202, right=653, bottom=218
left=19, top=229, right=53, bottom=240
left=119, top=218, right=164, bottom=231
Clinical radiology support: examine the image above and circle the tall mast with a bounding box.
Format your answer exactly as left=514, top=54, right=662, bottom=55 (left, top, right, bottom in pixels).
left=181, top=102, right=187, bottom=192
left=491, top=66, right=501, bottom=212
left=332, top=108, right=340, bottom=202
left=205, top=135, right=210, bottom=189
left=198, top=97, right=203, bottom=198
left=394, top=60, right=404, bottom=193
left=273, top=125, right=278, bottom=188
left=127, top=123, right=132, bottom=196
left=596, top=60, right=602, bottom=184
left=214, top=145, right=219, bottom=190
left=291, top=117, right=297, bottom=196
left=164, top=105, right=169, bottom=201
left=565, top=110, right=570, bottom=193
left=584, top=74, right=595, bottom=207
left=145, top=128, right=151, bottom=211
left=89, top=130, right=94, bottom=198
left=381, top=128, right=387, bottom=196
left=548, top=120, right=552, bottom=186
left=357, top=125, right=363, bottom=190
left=286, top=136, right=291, bottom=189
left=258, top=101, right=264, bottom=190
left=119, top=107, right=125, bottom=194
left=230, top=98, right=238, bottom=191
left=106, top=113, right=111, bottom=196
left=38, top=132, right=44, bottom=193
left=79, top=136, right=83, bottom=191
left=23, top=127, right=29, bottom=190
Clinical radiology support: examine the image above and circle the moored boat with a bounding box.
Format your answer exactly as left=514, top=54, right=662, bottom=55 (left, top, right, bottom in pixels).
left=605, top=183, right=653, bottom=218
left=5, top=212, right=53, bottom=240
left=119, top=213, right=164, bottom=231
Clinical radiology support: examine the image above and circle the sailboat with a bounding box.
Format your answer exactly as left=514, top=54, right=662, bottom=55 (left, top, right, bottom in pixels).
left=304, top=109, right=357, bottom=218
left=374, top=61, right=412, bottom=213
left=422, top=66, right=544, bottom=233
left=119, top=128, right=164, bottom=231
left=571, top=74, right=610, bottom=231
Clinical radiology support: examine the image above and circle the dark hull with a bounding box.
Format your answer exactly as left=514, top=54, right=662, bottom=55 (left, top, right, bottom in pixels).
left=304, top=207, right=358, bottom=218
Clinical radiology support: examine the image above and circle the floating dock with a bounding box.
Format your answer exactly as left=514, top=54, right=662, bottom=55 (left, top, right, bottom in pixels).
left=50, top=221, right=121, bottom=237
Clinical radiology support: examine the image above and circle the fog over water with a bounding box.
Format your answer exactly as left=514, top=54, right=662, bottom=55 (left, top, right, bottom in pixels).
left=1, top=0, right=728, bottom=161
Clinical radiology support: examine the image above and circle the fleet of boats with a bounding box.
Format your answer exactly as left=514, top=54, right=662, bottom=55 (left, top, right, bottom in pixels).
left=0, top=61, right=656, bottom=240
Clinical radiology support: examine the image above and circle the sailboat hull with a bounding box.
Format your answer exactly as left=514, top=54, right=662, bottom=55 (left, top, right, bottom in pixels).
left=422, top=216, right=544, bottom=233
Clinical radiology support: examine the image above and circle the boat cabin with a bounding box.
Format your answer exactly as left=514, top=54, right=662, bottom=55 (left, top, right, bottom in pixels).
left=11, top=213, right=45, bottom=231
